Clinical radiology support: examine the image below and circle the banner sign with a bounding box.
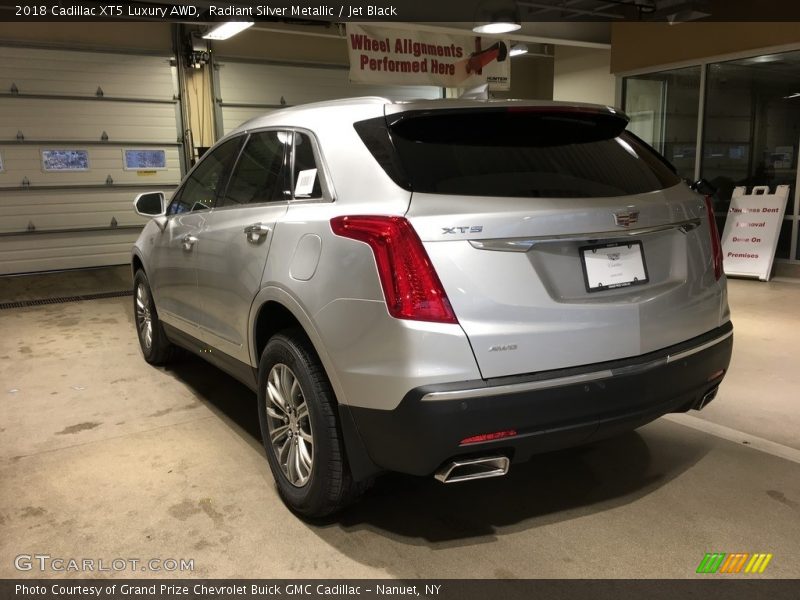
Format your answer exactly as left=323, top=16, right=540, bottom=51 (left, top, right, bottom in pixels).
left=720, top=185, right=790, bottom=281
left=346, top=24, right=510, bottom=90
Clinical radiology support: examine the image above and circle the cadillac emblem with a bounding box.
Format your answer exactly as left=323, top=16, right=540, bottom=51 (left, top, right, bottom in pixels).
left=614, top=209, right=640, bottom=227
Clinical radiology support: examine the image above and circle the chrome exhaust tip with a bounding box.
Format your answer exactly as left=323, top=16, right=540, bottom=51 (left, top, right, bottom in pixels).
left=696, top=386, right=719, bottom=410
left=434, top=455, right=510, bottom=484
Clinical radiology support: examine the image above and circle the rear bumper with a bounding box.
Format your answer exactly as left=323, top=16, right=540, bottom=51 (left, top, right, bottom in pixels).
left=347, top=322, right=733, bottom=476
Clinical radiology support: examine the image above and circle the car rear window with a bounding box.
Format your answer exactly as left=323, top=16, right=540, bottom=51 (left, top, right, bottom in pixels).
left=354, top=109, right=681, bottom=198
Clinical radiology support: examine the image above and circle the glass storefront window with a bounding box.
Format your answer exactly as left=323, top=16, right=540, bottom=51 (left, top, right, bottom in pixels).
left=778, top=219, right=793, bottom=260
left=622, top=66, right=701, bottom=181
left=703, top=51, right=800, bottom=259
left=623, top=51, right=800, bottom=264
left=796, top=224, right=800, bottom=260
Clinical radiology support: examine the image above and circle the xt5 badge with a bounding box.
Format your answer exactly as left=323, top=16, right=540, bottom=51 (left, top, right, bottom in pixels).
left=442, top=226, right=483, bottom=234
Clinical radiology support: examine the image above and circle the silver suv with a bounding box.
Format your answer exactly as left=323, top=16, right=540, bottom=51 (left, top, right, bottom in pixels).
left=132, top=98, right=733, bottom=517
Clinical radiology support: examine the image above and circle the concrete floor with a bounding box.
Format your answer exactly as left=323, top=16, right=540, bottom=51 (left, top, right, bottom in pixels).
left=1, top=274, right=799, bottom=579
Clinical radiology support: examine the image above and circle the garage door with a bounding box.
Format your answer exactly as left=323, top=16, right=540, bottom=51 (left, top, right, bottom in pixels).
left=215, top=61, right=442, bottom=135
left=0, top=46, right=184, bottom=275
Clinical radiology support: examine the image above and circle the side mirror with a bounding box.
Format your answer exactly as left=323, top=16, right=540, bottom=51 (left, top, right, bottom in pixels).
left=133, top=192, right=166, bottom=217
left=690, top=179, right=716, bottom=196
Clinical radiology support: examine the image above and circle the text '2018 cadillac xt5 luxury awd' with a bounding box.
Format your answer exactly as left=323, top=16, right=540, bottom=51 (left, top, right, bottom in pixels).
left=132, top=98, right=732, bottom=517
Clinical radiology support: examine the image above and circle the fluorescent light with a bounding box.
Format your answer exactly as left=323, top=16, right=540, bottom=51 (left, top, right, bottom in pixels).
left=509, top=43, right=528, bottom=57
left=202, top=21, right=254, bottom=40
left=473, top=22, right=521, bottom=34
left=666, top=8, right=711, bottom=24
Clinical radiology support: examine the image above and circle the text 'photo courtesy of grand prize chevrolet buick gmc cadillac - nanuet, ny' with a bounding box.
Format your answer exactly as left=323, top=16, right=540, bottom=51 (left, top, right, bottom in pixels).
left=131, top=97, right=733, bottom=518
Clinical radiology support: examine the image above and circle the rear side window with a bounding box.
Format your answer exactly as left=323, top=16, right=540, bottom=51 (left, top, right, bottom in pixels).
left=355, top=109, right=681, bottom=198
left=291, top=132, right=322, bottom=199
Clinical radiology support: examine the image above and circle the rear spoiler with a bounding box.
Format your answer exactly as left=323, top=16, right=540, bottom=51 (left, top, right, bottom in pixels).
left=385, top=104, right=629, bottom=127
left=384, top=106, right=631, bottom=147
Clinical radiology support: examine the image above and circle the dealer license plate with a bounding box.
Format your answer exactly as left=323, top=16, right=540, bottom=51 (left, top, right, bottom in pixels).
left=580, top=241, right=649, bottom=292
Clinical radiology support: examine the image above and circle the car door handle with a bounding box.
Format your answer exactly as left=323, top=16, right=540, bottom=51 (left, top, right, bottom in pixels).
left=244, top=222, right=271, bottom=243
left=182, top=235, right=198, bottom=251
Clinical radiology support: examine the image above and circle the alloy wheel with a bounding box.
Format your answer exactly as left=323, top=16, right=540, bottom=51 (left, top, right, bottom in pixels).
left=135, top=283, right=153, bottom=350
left=265, top=363, right=314, bottom=487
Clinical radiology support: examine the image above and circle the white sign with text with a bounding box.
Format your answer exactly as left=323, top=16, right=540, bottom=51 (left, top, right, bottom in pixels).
left=346, top=24, right=510, bottom=90
left=720, top=185, right=790, bottom=281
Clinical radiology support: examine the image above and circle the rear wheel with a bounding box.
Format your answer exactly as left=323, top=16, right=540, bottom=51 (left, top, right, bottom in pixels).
left=133, top=270, right=174, bottom=365
left=257, top=329, right=366, bottom=517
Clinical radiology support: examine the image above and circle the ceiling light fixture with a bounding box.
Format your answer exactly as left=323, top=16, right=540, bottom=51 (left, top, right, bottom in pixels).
left=667, top=9, right=711, bottom=24
left=473, top=0, right=521, bottom=34
left=473, top=22, right=522, bottom=34
left=202, top=21, right=254, bottom=40
left=509, top=43, right=529, bottom=57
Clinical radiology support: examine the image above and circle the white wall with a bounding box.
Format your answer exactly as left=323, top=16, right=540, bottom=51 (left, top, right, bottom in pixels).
left=491, top=56, right=554, bottom=101
left=553, top=46, right=616, bottom=107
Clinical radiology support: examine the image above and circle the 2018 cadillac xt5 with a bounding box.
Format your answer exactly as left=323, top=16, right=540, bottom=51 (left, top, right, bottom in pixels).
left=131, top=98, right=732, bottom=517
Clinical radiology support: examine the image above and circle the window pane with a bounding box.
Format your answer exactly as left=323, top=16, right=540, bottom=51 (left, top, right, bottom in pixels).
left=292, top=133, right=322, bottom=199
left=221, top=132, right=288, bottom=206
left=777, top=219, right=792, bottom=260
left=623, top=66, right=701, bottom=181
left=356, top=111, right=681, bottom=198
left=796, top=222, right=800, bottom=260
left=169, top=137, right=241, bottom=215
left=702, top=51, right=800, bottom=219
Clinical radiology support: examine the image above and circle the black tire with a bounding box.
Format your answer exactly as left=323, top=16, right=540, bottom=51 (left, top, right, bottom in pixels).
left=257, top=329, right=367, bottom=517
left=133, top=269, right=174, bottom=365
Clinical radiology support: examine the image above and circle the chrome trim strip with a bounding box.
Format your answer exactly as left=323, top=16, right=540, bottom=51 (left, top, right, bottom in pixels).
left=422, top=370, right=614, bottom=402
left=666, top=330, right=733, bottom=363
left=468, top=218, right=702, bottom=252
left=421, top=329, right=732, bottom=402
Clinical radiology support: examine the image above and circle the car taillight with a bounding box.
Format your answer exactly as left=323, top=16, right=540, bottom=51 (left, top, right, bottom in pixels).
left=704, top=196, right=723, bottom=280
left=330, top=215, right=458, bottom=324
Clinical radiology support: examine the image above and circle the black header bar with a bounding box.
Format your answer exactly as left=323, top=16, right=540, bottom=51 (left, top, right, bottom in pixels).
left=4, top=579, right=800, bottom=600
left=2, top=0, right=800, bottom=23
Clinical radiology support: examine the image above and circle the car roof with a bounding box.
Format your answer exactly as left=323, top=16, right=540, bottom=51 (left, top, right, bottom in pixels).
left=227, top=96, right=622, bottom=137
